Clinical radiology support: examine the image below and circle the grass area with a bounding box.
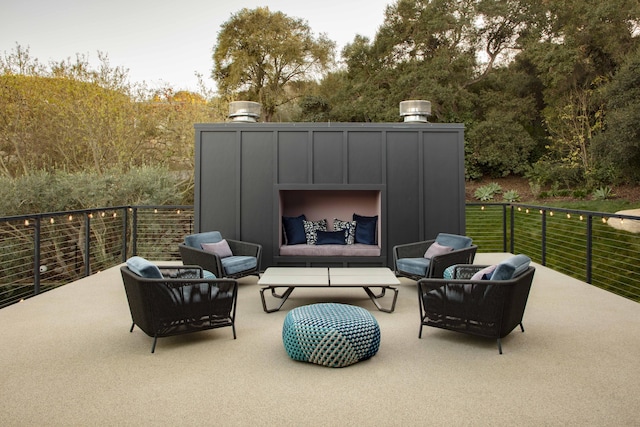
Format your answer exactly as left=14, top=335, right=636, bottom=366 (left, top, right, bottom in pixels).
left=465, top=203, right=640, bottom=302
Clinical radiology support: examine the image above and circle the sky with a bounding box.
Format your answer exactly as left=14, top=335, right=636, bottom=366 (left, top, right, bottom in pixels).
left=1, top=0, right=392, bottom=92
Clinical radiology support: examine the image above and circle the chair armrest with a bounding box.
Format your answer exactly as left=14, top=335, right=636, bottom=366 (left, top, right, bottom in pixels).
left=393, top=240, right=435, bottom=265
left=178, top=244, right=224, bottom=278
left=427, top=245, right=478, bottom=278
left=227, top=239, right=262, bottom=259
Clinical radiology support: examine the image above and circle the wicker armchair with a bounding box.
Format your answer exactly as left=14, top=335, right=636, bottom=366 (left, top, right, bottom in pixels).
left=417, top=255, right=535, bottom=354
left=393, top=233, right=477, bottom=280
left=121, top=257, right=238, bottom=353
left=178, top=231, right=262, bottom=279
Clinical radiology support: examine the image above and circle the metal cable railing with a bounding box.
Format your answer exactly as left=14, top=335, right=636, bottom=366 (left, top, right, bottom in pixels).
left=0, top=206, right=193, bottom=308
left=466, top=203, right=640, bottom=302
left=1, top=203, right=638, bottom=308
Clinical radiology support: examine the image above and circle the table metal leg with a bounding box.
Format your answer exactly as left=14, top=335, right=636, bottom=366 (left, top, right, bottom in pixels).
left=260, top=286, right=295, bottom=313
left=363, top=286, right=398, bottom=313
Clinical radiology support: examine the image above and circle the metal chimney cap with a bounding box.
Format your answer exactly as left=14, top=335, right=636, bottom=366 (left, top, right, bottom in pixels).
left=229, top=101, right=261, bottom=122
left=399, top=100, right=431, bottom=123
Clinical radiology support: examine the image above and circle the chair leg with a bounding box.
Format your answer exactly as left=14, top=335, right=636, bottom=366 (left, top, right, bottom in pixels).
left=497, top=338, right=503, bottom=355
left=130, top=322, right=135, bottom=333
left=419, top=324, right=423, bottom=339
left=519, top=322, right=525, bottom=333
left=151, top=335, right=158, bottom=354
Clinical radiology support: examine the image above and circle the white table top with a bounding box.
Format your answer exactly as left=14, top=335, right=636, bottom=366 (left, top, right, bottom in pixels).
left=258, top=267, right=399, bottom=287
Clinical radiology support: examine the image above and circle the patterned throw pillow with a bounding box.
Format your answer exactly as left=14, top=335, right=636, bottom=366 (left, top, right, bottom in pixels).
left=333, top=218, right=356, bottom=245
left=303, top=219, right=327, bottom=245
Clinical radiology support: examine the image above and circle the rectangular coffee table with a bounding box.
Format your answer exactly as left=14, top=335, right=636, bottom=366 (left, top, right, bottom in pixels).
left=258, top=267, right=400, bottom=313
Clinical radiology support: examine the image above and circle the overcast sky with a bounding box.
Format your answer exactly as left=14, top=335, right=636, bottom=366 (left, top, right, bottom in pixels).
left=1, top=0, right=391, bottom=92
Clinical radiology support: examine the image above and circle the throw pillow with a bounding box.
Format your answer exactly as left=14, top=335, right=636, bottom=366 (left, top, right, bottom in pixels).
left=282, top=214, right=307, bottom=245
left=303, top=219, right=327, bottom=245
left=316, top=230, right=347, bottom=245
left=126, top=256, right=163, bottom=279
left=201, top=239, right=233, bottom=258
left=423, top=242, right=454, bottom=259
left=353, top=214, right=378, bottom=245
left=470, top=265, right=497, bottom=281
left=333, top=218, right=357, bottom=245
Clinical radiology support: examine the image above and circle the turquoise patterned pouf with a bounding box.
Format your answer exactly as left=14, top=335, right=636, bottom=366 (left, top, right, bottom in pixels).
left=282, top=303, right=381, bottom=368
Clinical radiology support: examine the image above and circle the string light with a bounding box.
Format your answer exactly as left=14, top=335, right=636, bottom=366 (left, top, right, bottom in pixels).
left=566, top=214, right=571, bottom=219
left=24, top=220, right=29, bottom=226
left=154, top=209, right=158, bottom=213
left=177, top=210, right=181, bottom=215
left=480, top=206, right=485, bottom=211
left=50, top=218, right=55, bottom=224
left=602, top=217, right=607, bottom=223
left=68, top=215, right=73, bottom=221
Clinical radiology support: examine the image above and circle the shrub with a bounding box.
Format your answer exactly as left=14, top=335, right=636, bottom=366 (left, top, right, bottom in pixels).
left=474, top=183, right=502, bottom=201
left=592, top=186, right=614, bottom=201
left=502, top=190, right=520, bottom=203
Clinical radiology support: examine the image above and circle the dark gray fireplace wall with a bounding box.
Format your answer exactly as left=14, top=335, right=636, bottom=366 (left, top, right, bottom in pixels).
left=194, top=122, right=465, bottom=268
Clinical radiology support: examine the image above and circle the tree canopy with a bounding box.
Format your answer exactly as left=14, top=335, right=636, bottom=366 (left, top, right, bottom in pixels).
left=212, top=7, right=335, bottom=121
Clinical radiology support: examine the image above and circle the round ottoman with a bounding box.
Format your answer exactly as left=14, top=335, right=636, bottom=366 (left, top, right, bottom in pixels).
left=282, top=303, right=380, bottom=368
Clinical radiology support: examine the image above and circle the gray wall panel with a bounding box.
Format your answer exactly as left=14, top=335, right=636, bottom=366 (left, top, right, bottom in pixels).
left=423, top=131, right=464, bottom=237
left=240, top=131, right=274, bottom=262
left=277, top=131, right=309, bottom=183
left=386, top=131, right=421, bottom=254
left=348, top=132, right=383, bottom=184
left=313, top=132, right=343, bottom=184
left=198, top=130, right=236, bottom=235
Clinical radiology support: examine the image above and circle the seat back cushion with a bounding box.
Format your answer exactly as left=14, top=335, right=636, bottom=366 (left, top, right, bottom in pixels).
left=491, top=254, right=531, bottom=280
left=184, top=231, right=223, bottom=248
left=126, top=256, right=163, bottom=279
left=201, top=239, right=233, bottom=258
left=435, top=233, right=472, bottom=250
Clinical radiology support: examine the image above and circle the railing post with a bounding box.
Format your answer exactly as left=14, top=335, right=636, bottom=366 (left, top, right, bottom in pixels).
left=33, top=217, right=41, bottom=296
left=541, top=209, right=547, bottom=266
left=84, top=213, right=91, bottom=277
left=586, top=215, right=593, bottom=284
left=122, top=208, right=129, bottom=262
left=131, top=207, right=138, bottom=256
left=508, top=205, right=514, bottom=253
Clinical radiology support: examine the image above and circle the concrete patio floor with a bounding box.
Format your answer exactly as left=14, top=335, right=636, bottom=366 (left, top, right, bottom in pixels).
left=1, top=253, right=639, bottom=426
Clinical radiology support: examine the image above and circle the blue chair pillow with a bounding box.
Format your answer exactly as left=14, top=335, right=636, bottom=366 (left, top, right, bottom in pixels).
left=435, top=233, right=472, bottom=250
left=126, top=256, right=163, bottom=279
left=184, top=231, right=223, bottom=249
left=489, top=254, right=531, bottom=281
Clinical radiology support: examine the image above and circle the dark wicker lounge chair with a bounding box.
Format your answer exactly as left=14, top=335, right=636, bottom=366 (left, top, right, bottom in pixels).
left=393, top=233, right=478, bottom=280
left=178, top=231, right=262, bottom=279
left=121, top=258, right=238, bottom=353
left=417, top=255, right=535, bottom=354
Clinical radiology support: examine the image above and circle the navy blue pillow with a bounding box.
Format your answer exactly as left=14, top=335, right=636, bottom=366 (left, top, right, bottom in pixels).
left=283, top=214, right=307, bottom=245
left=353, top=214, right=378, bottom=245
left=316, top=230, right=347, bottom=245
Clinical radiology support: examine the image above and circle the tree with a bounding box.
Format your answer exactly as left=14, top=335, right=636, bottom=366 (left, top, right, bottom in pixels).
left=592, top=46, right=640, bottom=183
left=213, top=7, right=335, bottom=121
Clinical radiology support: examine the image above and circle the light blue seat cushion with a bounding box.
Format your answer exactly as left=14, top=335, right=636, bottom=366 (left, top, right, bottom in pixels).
left=126, top=256, right=163, bottom=279
left=397, top=257, right=430, bottom=276
left=221, top=256, right=257, bottom=275
left=491, top=254, right=531, bottom=280
left=435, top=233, right=472, bottom=250
left=184, top=231, right=223, bottom=248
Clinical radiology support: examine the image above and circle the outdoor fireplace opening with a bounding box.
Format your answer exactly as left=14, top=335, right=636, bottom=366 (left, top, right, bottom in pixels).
left=277, top=188, right=383, bottom=254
